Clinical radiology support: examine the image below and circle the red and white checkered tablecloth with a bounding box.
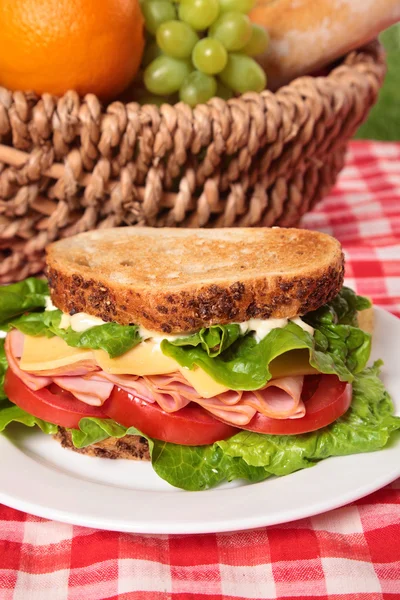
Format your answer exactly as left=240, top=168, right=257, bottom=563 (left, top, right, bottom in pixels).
left=0, top=140, right=399, bottom=600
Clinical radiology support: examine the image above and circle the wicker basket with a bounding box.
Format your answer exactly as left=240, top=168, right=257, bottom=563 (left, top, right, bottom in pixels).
left=0, top=40, right=386, bottom=283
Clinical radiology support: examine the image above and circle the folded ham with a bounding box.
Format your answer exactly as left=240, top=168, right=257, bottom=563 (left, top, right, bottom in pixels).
left=52, top=376, right=114, bottom=407
left=5, top=330, right=306, bottom=426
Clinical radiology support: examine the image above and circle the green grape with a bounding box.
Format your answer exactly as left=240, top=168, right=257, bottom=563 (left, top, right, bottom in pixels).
left=218, top=0, right=256, bottom=13
left=142, top=41, right=164, bottom=68
left=144, top=55, right=192, bottom=95
left=142, top=0, right=176, bottom=35
left=192, top=38, right=227, bottom=75
left=209, top=12, right=252, bottom=51
left=216, top=81, right=233, bottom=100
left=156, top=20, right=199, bottom=58
left=178, top=0, right=220, bottom=31
left=179, top=71, right=217, bottom=106
left=219, top=53, right=266, bottom=93
left=242, top=24, right=269, bottom=56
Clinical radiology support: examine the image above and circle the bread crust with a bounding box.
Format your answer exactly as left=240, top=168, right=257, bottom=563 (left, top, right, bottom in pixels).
left=54, top=427, right=150, bottom=460
left=46, top=227, right=345, bottom=334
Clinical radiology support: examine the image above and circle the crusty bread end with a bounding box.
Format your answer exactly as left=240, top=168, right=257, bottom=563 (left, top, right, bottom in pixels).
left=46, top=227, right=344, bottom=334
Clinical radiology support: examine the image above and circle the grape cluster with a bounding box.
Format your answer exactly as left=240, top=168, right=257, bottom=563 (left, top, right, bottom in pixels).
left=140, top=0, right=269, bottom=107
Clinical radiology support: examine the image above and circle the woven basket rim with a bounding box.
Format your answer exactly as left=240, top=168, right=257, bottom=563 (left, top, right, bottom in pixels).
left=0, top=40, right=387, bottom=203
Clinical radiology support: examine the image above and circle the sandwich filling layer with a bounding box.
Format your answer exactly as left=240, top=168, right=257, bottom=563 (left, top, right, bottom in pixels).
left=2, top=284, right=371, bottom=429
left=21, top=307, right=315, bottom=423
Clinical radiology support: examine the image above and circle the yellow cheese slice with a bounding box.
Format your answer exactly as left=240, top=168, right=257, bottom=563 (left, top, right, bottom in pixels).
left=178, top=367, right=229, bottom=398
left=269, top=350, right=318, bottom=378
left=20, top=335, right=94, bottom=371
left=94, top=341, right=178, bottom=376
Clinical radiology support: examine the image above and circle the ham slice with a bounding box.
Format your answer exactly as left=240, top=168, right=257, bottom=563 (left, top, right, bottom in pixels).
left=96, top=372, right=192, bottom=411
left=242, top=377, right=305, bottom=419
left=52, top=375, right=114, bottom=407
left=194, top=381, right=305, bottom=426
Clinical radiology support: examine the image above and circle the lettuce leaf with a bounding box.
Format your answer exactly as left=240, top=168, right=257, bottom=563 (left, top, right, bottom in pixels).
left=5, top=311, right=59, bottom=337
left=53, top=320, right=142, bottom=359
left=69, top=418, right=140, bottom=448
left=0, top=278, right=49, bottom=327
left=170, top=324, right=242, bottom=357
left=304, top=287, right=372, bottom=374
left=8, top=309, right=142, bottom=359
left=306, top=286, right=371, bottom=328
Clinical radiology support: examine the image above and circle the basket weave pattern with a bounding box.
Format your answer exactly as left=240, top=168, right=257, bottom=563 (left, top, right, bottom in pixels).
left=0, top=41, right=385, bottom=283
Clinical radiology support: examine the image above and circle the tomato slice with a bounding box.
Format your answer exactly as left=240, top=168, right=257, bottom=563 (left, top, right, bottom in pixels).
left=242, top=375, right=352, bottom=435
left=105, top=386, right=239, bottom=445
left=4, top=368, right=108, bottom=429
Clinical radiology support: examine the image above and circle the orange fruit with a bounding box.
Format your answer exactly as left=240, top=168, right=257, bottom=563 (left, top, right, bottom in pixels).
left=0, top=0, right=144, bottom=100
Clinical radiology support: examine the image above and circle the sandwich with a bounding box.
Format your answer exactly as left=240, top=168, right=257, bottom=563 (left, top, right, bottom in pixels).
left=0, top=227, right=399, bottom=491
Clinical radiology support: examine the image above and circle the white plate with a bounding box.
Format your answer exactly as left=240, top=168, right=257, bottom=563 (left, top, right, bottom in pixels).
left=0, top=307, right=399, bottom=534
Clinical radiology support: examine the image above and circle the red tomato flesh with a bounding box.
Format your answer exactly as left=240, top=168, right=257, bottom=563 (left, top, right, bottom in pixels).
left=4, top=368, right=108, bottom=429
left=105, top=386, right=240, bottom=445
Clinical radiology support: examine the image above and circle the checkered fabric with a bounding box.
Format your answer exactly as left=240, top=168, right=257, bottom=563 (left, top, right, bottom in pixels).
left=0, top=141, right=399, bottom=600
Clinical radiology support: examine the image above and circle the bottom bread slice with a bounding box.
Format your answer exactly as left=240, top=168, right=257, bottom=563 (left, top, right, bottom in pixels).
left=54, top=427, right=150, bottom=461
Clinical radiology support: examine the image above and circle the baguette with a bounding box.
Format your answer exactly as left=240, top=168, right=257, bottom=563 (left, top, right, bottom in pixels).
left=250, top=0, right=400, bottom=89
left=46, top=227, right=344, bottom=334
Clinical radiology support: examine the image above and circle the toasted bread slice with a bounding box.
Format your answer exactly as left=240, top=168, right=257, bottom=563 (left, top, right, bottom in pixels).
left=46, top=227, right=344, bottom=334
left=54, top=428, right=150, bottom=460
